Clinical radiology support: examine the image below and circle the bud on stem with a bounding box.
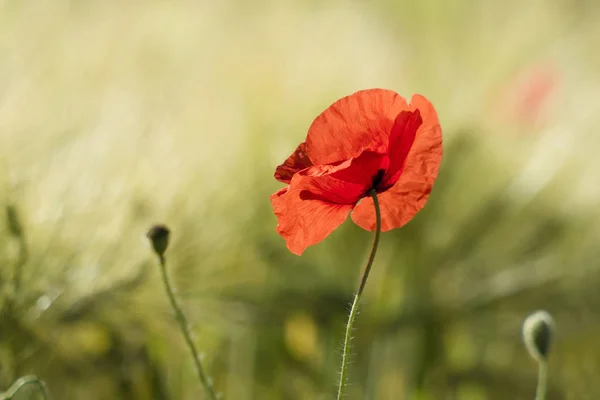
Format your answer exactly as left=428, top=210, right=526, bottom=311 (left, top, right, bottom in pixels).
left=146, top=224, right=170, bottom=257
left=523, top=310, right=554, bottom=362
left=523, top=310, right=555, bottom=400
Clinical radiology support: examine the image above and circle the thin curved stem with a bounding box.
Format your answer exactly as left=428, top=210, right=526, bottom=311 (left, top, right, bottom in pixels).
left=535, top=360, right=548, bottom=400
left=0, top=375, right=50, bottom=400
left=336, top=189, right=381, bottom=400
left=158, top=255, right=218, bottom=400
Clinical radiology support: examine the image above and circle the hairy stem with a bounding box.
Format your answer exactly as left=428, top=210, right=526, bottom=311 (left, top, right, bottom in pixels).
left=535, top=360, right=548, bottom=400
left=336, top=189, right=381, bottom=400
left=158, top=255, right=218, bottom=400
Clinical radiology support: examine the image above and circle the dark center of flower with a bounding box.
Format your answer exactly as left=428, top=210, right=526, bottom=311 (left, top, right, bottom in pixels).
left=371, top=168, right=386, bottom=190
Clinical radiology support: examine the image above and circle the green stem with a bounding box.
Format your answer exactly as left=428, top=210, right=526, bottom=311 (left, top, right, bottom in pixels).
left=13, top=235, right=28, bottom=298
left=336, top=189, right=381, bottom=400
left=535, top=360, right=548, bottom=400
left=4, top=204, right=28, bottom=305
left=158, top=255, right=218, bottom=400
left=0, top=375, right=50, bottom=400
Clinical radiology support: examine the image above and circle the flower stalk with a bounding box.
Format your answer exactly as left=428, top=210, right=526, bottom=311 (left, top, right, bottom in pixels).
left=536, top=360, right=548, bottom=400
left=147, top=225, right=218, bottom=400
left=0, top=375, right=50, bottom=400
left=336, top=189, right=381, bottom=400
left=522, top=310, right=555, bottom=400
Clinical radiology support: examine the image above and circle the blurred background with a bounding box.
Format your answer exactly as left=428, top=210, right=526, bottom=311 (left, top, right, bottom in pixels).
left=1, top=0, right=600, bottom=399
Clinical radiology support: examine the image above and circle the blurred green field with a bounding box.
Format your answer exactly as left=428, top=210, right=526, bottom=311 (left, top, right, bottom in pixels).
left=1, top=0, right=600, bottom=399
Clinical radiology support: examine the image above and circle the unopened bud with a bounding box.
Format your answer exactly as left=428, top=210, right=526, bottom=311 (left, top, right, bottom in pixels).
left=147, top=224, right=170, bottom=257
left=522, top=310, right=555, bottom=362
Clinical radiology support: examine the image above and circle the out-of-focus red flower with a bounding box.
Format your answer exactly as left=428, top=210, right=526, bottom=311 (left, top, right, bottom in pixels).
left=499, top=64, right=559, bottom=128
left=271, top=89, right=442, bottom=255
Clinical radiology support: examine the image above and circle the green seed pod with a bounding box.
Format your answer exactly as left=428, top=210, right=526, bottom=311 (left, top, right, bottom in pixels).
left=147, top=224, right=170, bottom=257
left=522, top=310, right=555, bottom=362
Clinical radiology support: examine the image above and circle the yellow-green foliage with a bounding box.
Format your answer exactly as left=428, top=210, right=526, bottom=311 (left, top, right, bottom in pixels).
left=1, top=0, right=600, bottom=399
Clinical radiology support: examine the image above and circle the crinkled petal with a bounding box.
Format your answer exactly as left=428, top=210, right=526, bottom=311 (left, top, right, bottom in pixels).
left=305, top=89, right=409, bottom=165
left=325, top=150, right=389, bottom=188
left=271, top=186, right=353, bottom=255
left=271, top=150, right=388, bottom=254
left=351, top=94, right=442, bottom=231
left=274, top=142, right=313, bottom=183
left=381, top=109, right=422, bottom=188
left=294, top=150, right=388, bottom=203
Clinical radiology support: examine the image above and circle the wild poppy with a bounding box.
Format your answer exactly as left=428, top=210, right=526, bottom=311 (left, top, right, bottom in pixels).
left=500, top=64, right=558, bottom=128
left=271, top=89, right=442, bottom=255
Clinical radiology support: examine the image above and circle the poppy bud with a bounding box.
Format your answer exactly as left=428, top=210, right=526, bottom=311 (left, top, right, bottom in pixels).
left=147, top=224, right=170, bottom=257
left=6, top=204, right=23, bottom=237
left=522, top=310, right=555, bottom=362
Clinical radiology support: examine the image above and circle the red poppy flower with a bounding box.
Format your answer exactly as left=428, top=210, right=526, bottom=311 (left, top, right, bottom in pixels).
left=500, top=64, right=558, bottom=128
left=271, top=89, right=442, bottom=255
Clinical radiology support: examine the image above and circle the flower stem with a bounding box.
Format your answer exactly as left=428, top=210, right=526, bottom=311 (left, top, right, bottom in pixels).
left=0, top=375, right=50, bottom=400
left=157, top=254, right=218, bottom=400
left=535, top=360, right=548, bottom=400
left=336, top=189, right=381, bottom=400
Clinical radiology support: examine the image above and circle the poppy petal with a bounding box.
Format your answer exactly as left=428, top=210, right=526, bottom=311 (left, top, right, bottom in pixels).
left=305, top=89, right=409, bottom=165
left=274, top=142, right=314, bottom=183
left=351, top=94, right=442, bottom=231
left=271, top=150, right=388, bottom=254
left=294, top=150, right=388, bottom=204
left=271, top=185, right=353, bottom=255
left=381, top=109, right=422, bottom=188
left=321, top=150, right=389, bottom=189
